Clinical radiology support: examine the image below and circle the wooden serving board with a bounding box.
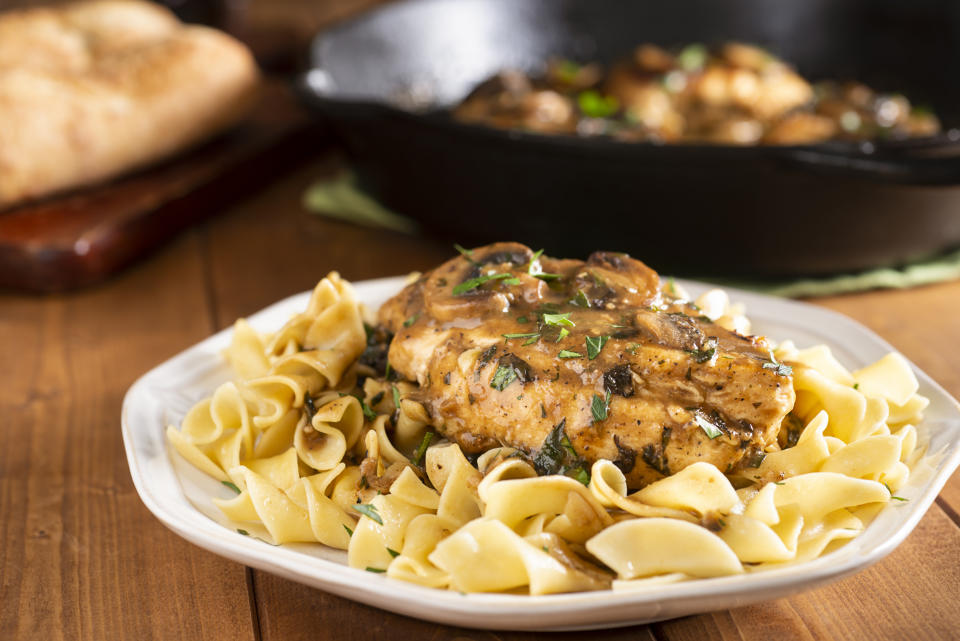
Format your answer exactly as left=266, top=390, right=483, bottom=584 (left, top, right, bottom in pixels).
left=0, top=80, right=323, bottom=293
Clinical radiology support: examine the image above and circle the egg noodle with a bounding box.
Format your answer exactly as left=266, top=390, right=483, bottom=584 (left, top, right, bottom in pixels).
left=166, top=273, right=927, bottom=594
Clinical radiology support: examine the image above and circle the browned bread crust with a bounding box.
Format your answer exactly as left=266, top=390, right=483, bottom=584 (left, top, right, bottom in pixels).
left=0, top=0, right=260, bottom=208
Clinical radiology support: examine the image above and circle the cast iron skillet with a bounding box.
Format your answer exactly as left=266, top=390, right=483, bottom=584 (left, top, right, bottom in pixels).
left=299, top=0, right=960, bottom=278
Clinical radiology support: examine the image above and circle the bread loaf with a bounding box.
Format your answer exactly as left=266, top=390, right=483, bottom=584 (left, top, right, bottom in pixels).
left=0, top=0, right=260, bottom=208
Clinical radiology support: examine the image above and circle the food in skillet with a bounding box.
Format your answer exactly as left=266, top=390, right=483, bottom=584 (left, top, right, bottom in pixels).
left=167, top=243, right=928, bottom=594
left=454, top=42, right=940, bottom=144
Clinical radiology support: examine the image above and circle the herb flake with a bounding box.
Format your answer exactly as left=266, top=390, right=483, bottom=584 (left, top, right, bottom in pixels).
left=542, top=312, right=575, bottom=328
left=591, top=391, right=612, bottom=422
left=391, top=384, right=402, bottom=411
left=454, top=243, right=478, bottom=265
left=411, top=431, right=434, bottom=465
left=586, top=335, right=609, bottom=360
left=453, top=272, right=514, bottom=295
left=359, top=398, right=377, bottom=421
left=491, top=365, right=518, bottom=391
left=688, top=336, right=719, bottom=364
left=352, top=503, right=384, bottom=525
left=763, top=361, right=794, bottom=376
left=693, top=411, right=723, bottom=439
left=570, top=290, right=591, bottom=308
left=532, top=419, right=591, bottom=484
left=222, top=481, right=241, bottom=494
left=558, top=350, right=582, bottom=359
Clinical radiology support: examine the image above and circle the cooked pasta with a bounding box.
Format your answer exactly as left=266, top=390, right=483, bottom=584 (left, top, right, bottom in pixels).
left=166, top=270, right=927, bottom=594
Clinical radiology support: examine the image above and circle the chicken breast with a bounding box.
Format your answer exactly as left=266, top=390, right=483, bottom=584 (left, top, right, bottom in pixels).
left=378, top=242, right=795, bottom=488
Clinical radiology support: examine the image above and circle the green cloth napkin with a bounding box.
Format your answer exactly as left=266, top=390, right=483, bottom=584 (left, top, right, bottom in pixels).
left=303, top=172, right=960, bottom=298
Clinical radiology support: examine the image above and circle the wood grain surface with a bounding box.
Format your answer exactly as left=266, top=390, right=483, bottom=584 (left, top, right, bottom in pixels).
left=2, top=1, right=959, bottom=639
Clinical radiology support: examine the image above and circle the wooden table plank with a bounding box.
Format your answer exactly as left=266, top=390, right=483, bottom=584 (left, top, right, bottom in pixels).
left=0, top=233, right=257, bottom=641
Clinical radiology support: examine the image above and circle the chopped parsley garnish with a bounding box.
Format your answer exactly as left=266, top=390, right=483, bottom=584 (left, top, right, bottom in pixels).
left=522, top=335, right=540, bottom=346
left=763, top=361, right=793, bottom=376
left=503, top=332, right=540, bottom=340
left=556, top=328, right=570, bottom=342
left=477, top=345, right=498, bottom=366
left=384, top=361, right=393, bottom=381
left=403, top=313, right=419, bottom=327
left=885, top=483, right=909, bottom=501
left=386, top=547, right=400, bottom=558
left=677, top=43, right=707, bottom=71
left=237, top=529, right=249, bottom=536
left=411, top=431, right=434, bottom=465
left=586, top=335, right=609, bottom=360
left=454, top=243, right=478, bottom=265
left=490, top=364, right=519, bottom=391
left=391, top=384, right=402, bottom=410
left=527, top=249, right=561, bottom=281
left=554, top=59, right=581, bottom=84
left=774, top=481, right=786, bottom=486
left=571, top=467, right=590, bottom=485
left=343, top=524, right=354, bottom=536
left=688, top=336, right=719, bottom=364
left=692, top=411, right=723, bottom=439
left=359, top=398, right=377, bottom=421
left=542, top=312, right=575, bottom=327
left=516, top=315, right=529, bottom=323
left=570, top=290, right=591, bottom=308
left=352, top=503, right=384, bottom=525
left=453, top=272, right=514, bottom=295
left=591, top=391, right=612, bottom=422
left=577, top=89, right=619, bottom=118
left=222, top=481, right=241, bottom=494
left=502, top=277, right=522, bottom=286
left=558, top=349, right=582, bottom=359
left=365, top=567, right=386, bottom=573
left=532, top=419, right=591, bottom=485
left=762, top=352, right=793, bottom=376
left=853, top=382, right=860, bottom=390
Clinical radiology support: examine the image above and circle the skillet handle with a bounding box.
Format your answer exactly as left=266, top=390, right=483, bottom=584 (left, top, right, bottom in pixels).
left=778, top=147, right=960, bottom=186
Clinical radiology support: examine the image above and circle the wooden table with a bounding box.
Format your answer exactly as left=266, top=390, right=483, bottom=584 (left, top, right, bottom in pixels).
left=3, top=2, right=960, bottom=640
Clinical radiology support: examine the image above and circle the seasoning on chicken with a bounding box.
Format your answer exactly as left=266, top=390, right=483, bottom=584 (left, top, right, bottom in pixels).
left=378, top=242, right=795, bottom=489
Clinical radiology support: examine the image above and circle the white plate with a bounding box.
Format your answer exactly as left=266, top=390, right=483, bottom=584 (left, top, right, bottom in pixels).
left=122, top=276, right=960, bottom=631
